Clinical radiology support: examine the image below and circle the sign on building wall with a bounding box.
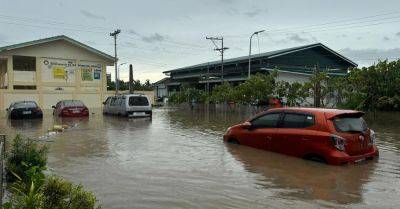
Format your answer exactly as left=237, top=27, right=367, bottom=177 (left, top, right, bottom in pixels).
left=78, top=61, right=102, bottom=82
left=81, top=68, right=93, bottom=81
left=42, top=58, right=76, bottom=82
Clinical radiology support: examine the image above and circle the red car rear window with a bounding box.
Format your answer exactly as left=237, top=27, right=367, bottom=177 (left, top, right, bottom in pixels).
left=333, top=116, right=367, bottom=132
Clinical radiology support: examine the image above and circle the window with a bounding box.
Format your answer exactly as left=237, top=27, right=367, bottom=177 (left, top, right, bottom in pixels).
left=333, top=116, right=367, bottom=132
left=13, top=56, right=36, bottom=71
left=13, top=101, right=38, bottom=108
left=63, top=100, right=84, bottom=107
left=282, top=113, right=315, bottom=128
left=110, top=97, right=118, bottom=106
left=251, top=113, right=280, bottom=128
left=104, top=97, right=112, bottom=105
left=13, top=85, right=36, bottom=90
left=129, top=96, right=149, bottom=106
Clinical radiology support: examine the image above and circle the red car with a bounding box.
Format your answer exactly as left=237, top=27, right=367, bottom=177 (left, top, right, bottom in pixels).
left=52, top=100, right=89, bottom=117
left=223, top=107, right=379, bottom=165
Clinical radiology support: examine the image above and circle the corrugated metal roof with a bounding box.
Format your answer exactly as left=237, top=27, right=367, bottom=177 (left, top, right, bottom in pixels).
left=163, top=43, right=357, bottom=73
left=0, top=35, right=114, bottom=62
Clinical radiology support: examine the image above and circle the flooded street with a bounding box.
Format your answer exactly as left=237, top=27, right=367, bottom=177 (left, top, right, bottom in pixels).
left=1, top=106, right=400, bottom=208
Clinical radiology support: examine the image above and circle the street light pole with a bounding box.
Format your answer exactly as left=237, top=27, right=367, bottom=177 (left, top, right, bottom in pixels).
left=110, top=29, right=121, bottom=94
left=248, top=30, right=265, bottom=79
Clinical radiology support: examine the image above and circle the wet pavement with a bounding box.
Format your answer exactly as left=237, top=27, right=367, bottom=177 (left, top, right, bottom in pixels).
left=1, top=105, right=400, bottom=208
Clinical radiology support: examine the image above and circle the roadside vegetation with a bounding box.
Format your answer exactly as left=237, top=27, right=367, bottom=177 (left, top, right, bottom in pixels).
left=3, top=135, right=101, bottom=209
left=169, top=59, right=400, bottom=111
left=107, top=79, right=153, bottom=91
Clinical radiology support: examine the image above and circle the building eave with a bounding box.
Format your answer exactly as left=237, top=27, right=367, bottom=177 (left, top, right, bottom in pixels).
left=0, top=35, right=115, bottom=63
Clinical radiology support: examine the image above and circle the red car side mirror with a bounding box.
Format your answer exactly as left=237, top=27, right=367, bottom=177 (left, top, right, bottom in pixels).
left=242, top=121, right=252, bottom=130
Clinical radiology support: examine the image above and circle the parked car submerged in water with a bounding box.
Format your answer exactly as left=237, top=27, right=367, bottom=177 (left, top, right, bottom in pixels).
left=6, top=101, right=43, bottom=120
left=103, top=94, right=152, bottom=117
left=52, top=100, right=89, bottom=117
left=223, top=107, right=379, bottom=165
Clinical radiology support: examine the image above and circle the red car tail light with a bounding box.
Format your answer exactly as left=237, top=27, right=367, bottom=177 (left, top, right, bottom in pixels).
left=331, top=135, right=346, bottom=151
left=369, top=129, right=376, bottom=145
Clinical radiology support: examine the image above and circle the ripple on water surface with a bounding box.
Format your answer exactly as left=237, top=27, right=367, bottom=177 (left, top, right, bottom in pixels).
left=1, top=107, right=400, bottom=208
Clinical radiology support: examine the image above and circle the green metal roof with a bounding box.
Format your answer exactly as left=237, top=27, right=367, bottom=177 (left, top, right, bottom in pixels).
left=0, top=35, right=114, bottom=62
left=163, top=43, right=357, bottom=74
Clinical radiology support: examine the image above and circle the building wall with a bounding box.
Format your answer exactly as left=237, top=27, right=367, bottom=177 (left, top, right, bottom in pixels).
left=0, top=39, right=113, bottom=110
left=276, top=71, right=310, bottom=84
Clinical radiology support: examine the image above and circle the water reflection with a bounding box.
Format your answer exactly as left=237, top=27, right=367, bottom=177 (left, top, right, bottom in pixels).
left=226, top=143, right=376, bottom=204
left=0, top=106, right=400, bottom=208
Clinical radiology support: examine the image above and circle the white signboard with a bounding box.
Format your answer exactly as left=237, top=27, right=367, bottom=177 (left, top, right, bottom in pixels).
left=41, top=58, right=76, bottom=82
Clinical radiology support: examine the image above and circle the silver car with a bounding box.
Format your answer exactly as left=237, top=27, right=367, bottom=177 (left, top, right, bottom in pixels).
left=103, top=94, right=152, bottom=117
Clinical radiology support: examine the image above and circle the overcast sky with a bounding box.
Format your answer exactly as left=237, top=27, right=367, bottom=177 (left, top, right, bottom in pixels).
left=1, top=0, right=400, bottom=82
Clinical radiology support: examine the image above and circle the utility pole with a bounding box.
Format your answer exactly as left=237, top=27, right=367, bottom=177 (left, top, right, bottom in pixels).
left=129, top=64, right=134, bottom=94
left=314, top=63, right=321, bottom=108
left=110, top=29, right=121, bottom=94
left=206, top=36, right=228, bottom=81
left=248, top=30, right=265, bottom=79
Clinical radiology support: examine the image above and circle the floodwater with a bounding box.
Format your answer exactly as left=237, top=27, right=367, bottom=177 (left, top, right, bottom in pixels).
left=1, top=105, right=400, bottom=209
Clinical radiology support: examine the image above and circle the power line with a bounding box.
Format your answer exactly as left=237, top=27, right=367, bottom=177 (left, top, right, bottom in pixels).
left=206, top=36, right=229, bottom=81
left=226, top=10, right=400, bottom=39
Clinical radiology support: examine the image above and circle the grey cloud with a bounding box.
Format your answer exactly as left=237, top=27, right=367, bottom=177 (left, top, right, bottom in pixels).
left=123, top=42, right=137, bottom=48
left=80, top=10, right=106, bottom=20
left=141, top=33, right=165, bottom=43
left=357, top=37, right=362, bottom=40
left=339, top=48, right=400, bottom=66
left=288, top=34, right=308, bottom=43
left=244, top=8, right=268, bottom=18
left=383, top=36, right=390, bottom=41
left=396, top=32, right=400, bottom=37
left=86, top=41, right=96, bottom=45
left=219, top=0, right=235, bottom=4
left=127, top=30, right=140, bottom=36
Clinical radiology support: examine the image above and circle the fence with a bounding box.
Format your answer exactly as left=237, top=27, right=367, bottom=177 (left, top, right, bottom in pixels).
left=0, top=134, right=5, bottom=206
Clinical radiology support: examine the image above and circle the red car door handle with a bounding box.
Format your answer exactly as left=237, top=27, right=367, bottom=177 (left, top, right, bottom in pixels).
left=301, top=138, right=311, bottom=141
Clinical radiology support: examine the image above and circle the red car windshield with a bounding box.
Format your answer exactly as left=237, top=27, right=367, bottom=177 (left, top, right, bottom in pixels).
left=333, top=116, right=367, bottom=132
left=63, top=100, right=85, bottom=107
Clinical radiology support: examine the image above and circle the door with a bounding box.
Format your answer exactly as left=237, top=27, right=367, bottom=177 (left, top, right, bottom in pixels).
left=272, top=113, right=316, bottom=157
left=103, top=97, right=111, bottom=113
left=108, top=97, right=118, bottom=114
left=241, top=113, right=281, bottom=150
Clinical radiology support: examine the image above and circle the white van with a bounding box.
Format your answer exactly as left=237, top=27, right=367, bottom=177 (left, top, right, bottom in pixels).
left=103, top=94, right=152, bottom=117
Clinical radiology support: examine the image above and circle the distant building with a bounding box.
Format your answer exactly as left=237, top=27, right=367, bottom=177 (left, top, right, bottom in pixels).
left=154, top=43, right=357, bottom=99
left=0, top=35, right=114, bottom=109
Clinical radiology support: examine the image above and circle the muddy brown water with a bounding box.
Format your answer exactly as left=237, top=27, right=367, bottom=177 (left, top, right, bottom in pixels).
left=0, top=105, right=400, bottom=208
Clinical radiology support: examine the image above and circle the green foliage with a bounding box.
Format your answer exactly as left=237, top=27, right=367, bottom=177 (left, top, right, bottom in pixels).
left=338, top=60, right=400, bottom=111
left=235, top=72, right=277, bottom=103
left=169, top=85, right=206, bottom=104
left=6, top=135, right=48, bottom=183
left=42, top=176, right=101, bottom=209
left=166, top=60, right=400, bottom=111
left=276, top=81, right=309, bottom=106
left=4, top=167, right=46, bottom=209
left=107, top=79, right=153, bottom=91
left=209, top=82, right=236, bottom=103
left=3, top=135, right=101, bottom=209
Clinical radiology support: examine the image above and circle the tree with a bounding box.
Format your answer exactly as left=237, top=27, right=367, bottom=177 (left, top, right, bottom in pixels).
left=276, top=81, right=309, bottom=106
left=235, top=71, right=278, bottom=103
